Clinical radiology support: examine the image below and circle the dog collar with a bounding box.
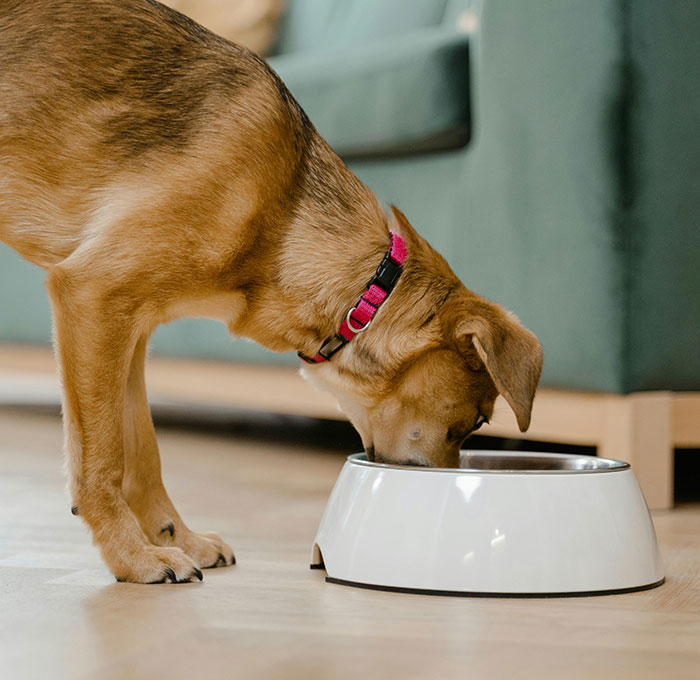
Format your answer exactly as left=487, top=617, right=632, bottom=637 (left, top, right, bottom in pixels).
left=298, top=231, right=407, bottom=364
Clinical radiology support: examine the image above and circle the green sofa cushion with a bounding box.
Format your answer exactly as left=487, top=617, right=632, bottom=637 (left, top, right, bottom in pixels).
left=269, top=28, right=470, bottom=157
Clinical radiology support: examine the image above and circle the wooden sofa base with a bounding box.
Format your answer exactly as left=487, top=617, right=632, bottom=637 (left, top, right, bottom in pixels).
left=0, top=345, right=697, bottom=510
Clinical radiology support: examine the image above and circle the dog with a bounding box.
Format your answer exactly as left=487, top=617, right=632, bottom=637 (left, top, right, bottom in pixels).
left=0, top=0, right=543, bottom=583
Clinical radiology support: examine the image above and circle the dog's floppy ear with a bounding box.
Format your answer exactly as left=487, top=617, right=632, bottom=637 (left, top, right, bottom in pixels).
left=455, top=306, right=543, bottom=432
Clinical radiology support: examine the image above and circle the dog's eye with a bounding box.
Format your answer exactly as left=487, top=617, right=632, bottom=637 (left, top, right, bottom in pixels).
left=448, top=414, right=489, bottom=442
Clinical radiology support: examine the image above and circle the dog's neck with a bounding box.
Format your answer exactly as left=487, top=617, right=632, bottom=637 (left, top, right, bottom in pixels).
left=297, top=227, right=403, bottom=362
left=230, top=198, right=449, bottom=390
left=231, top=201, right=401, bottom=363
left=285, top=206, right=395, bottom=360
left=229, top=138, right=442, bottom=373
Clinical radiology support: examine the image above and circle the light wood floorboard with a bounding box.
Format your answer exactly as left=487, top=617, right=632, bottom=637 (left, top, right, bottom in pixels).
left=0, top=409, right=699, bottom=680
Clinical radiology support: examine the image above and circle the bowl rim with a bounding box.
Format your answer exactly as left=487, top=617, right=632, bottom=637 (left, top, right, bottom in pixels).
left=347, top=451, right=631, bottom=475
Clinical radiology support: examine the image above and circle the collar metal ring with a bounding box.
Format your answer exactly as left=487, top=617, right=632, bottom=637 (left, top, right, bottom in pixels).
left=346, top=307, right=371, bottom=333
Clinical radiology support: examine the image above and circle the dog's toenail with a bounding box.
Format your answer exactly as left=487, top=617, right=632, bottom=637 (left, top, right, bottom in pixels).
left=160, top=522, right=175, bottom=537
left=163, top=567, right=176, bottom=583
left=194, top=568, right=203, bottom=581
left=71, top=505, right=79, bottom=516
left=231, top=554, right=236, bottom=565
left=204, top=553, right=227, bottom=569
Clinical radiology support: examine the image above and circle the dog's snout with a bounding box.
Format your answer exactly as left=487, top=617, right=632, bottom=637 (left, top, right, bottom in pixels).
left=365, top=446, right=375, bottom=462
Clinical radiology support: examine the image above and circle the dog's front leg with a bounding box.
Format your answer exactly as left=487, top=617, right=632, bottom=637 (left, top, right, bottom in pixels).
left=122, top=336, right=235, bottom=569
left=47, top=266, right=202, bottom=583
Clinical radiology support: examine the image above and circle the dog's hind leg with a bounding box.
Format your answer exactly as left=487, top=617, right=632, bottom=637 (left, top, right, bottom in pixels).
left=122, top=335, right=235, bottom=569
left=46, top=264, right=203, bottom=583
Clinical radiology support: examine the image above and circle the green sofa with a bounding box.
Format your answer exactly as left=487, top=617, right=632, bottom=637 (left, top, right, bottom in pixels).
left=1, top=0, right=699, bottom=395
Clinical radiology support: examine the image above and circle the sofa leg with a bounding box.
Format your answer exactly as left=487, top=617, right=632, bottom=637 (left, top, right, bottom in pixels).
left=599, top=392, right=673, bottom=510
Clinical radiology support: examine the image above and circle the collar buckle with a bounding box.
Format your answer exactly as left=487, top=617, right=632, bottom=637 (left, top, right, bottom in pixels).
left=374, top=253, right=402, bottom=292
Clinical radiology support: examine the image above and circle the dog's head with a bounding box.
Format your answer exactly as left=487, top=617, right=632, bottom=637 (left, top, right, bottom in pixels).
left=302, top=207, right=543, bottom=468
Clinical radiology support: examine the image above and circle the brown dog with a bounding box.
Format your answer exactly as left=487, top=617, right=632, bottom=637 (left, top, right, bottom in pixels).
left=0, top=0, right=543, bottom=583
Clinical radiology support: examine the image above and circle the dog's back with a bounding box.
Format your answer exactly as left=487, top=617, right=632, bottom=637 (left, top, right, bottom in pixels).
left=0, top=0, right=315, bottom=268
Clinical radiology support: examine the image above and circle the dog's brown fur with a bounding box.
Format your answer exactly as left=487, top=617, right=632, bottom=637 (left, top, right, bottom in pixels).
left=0, top=0, right=542, bottom=583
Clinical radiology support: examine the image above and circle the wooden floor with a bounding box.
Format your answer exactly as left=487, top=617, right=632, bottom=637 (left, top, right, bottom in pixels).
left=1, top=409, right=699, bottom=680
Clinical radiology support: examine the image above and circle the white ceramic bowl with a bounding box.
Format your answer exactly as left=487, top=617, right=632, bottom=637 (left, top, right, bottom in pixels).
left=311, top=451, right=664, bottom=597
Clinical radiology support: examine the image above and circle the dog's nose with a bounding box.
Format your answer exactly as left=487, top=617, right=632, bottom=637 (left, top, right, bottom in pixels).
left=365, top=446, right=375, bottom=462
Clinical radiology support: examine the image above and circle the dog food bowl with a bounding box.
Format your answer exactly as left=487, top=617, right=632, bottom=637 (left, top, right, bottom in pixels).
left=310, top=452, right=664, bottom=597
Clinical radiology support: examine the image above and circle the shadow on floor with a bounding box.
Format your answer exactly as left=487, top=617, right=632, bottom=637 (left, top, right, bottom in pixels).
left=675, top=449, right=700, bottom=503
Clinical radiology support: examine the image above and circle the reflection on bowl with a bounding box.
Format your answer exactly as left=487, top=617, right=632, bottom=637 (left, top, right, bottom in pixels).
left=311, top=451, right=664, bottom=597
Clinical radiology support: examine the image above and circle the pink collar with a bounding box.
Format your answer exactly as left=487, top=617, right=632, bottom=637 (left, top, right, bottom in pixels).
left=298, top=231, right=407, bottom=364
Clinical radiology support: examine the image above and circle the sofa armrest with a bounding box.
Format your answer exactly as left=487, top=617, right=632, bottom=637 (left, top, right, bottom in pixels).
left=268, top=27, right=471, bottom=158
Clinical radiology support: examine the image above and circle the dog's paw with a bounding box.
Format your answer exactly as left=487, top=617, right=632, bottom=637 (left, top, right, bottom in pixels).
left=152, top=524, right=235, bottom=569
left=114, top=545, right=204, bottom=584
left=176, top=530, right=236, bottom=569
